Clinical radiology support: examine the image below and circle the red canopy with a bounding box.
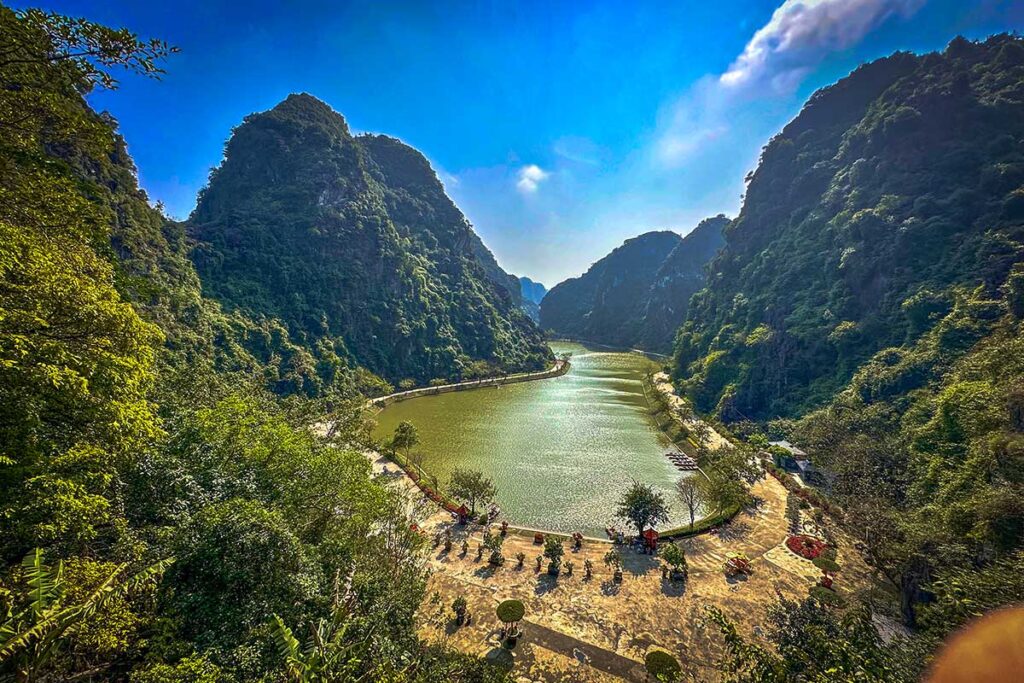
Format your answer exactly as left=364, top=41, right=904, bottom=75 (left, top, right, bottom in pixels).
left=456, top=504, right=469, bottom=516
left=643, top=529, right=660, bottom=541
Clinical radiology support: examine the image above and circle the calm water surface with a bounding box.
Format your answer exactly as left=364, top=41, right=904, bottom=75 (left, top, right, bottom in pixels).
left=373, top=342, right=696, bottom=537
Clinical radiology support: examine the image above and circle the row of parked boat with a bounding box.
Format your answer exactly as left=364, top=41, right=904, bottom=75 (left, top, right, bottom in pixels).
left=666, top=451, right=698, bottom=470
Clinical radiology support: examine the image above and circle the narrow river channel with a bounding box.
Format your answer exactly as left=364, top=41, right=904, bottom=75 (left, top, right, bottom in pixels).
left=373, top=342, right=696, bottom=536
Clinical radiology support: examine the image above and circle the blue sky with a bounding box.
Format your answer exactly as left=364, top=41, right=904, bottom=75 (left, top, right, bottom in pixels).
left=25, top=0, right=1024, bottom=284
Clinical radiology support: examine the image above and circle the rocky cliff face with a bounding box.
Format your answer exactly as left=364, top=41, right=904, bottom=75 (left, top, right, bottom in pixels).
left=519, top=276, right=547, bottom=305
left=188, top=93, right=551, bottom=384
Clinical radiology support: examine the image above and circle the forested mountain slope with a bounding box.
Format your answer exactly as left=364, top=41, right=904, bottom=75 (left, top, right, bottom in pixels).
left=188, top=94, right=550, bottom=385
left=540, top=218, right=724, bottom=352
left=0, top=8, right=516, bottom=681
left=673, top=35, right=1024, bottom=420
left=638, top=215, right=728, bottom=352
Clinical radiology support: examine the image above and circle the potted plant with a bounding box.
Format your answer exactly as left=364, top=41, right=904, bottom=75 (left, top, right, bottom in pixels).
left=452, top=596, right=468, bottom=625
left=604, top=549, right=623, bottom=582
left=496, top=599, right=525, bottom=648
left=484, top=530, right=505, bottom=566
left=544, top=536, right=564, bottom=576
left=813, top=556, right=840, bottom=589
left=661, top=543, right=688, bottom=582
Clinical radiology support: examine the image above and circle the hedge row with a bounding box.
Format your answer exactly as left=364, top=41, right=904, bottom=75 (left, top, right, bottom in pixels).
left=660, top=502, right=742, bottom=539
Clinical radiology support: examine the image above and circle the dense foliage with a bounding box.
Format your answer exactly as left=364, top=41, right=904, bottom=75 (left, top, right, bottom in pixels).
left=796, top=285, right=1024, bottom=627
left=0, top=6, right=514, bottom=681
left=541, top=218, right=725, bottom=352
left=668, top=34, right=1024, bottom=659
left=188, top=94, right=550, bottom=387
left=674, top=35, right=1024, bottom=420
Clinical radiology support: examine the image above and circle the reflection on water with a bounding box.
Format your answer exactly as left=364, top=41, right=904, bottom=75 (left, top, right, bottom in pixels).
left=373, top=342, right=697, bottom=536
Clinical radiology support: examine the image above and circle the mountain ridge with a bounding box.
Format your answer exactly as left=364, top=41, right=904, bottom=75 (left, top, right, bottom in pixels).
left=540, top=219, right=725, bottom=352
left=188, top=93, right=551, bottom=385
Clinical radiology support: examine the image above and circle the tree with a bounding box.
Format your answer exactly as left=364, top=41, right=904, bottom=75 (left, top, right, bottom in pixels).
left=390, top=421, right=419, bottom=460
left=707, top=600, right=923, bottom=683
left=448, top=468, right=497, bottom=516
left=676, top=477, right=707, bottom=530
left=616, top=481, right=670, bottom=538
left=695, top=447, right=760, bottom=515
left=495, top=600, right=525, bottom=636
left=691, top=419, right=712, bottom=458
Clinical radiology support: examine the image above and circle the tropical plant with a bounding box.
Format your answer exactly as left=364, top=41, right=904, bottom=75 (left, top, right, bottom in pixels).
left=0, top=550, right=172, bottom=679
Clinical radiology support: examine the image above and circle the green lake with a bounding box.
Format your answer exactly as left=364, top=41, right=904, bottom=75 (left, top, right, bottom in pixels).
left=373, top=342, right=697, bottom=537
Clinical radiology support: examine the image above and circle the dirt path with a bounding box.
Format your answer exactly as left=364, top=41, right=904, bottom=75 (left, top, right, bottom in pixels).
left=652, top=371, right=733, bottom=451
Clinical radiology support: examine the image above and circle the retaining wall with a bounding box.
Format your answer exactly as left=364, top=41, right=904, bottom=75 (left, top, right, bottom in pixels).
left=370, top=359, right=570, bottom=408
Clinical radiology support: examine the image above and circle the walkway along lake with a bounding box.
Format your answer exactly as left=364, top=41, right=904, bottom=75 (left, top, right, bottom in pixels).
left=373, top=342, right=699, bottom=537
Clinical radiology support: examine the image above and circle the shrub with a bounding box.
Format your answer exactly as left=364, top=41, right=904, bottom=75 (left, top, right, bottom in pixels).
left=495, top=599, right=525, bottom=625
left=809, top=585, right=846, bottom=608
left=644, top=649, right=682, bottom=682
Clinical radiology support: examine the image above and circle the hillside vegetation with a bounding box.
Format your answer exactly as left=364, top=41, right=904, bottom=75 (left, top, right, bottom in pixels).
left=189, top=94, right=550, bottom=387
left=671, top=34, right=1024, bottom=637
left=541, top=217, right=725, bottom=352
left=674, top=35, right=1024, bottom=420
left=0, top=7, right=516, bottom=681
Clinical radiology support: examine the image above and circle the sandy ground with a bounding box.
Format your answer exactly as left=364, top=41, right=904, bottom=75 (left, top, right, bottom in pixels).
left=369, top=450, right=874, bottom=682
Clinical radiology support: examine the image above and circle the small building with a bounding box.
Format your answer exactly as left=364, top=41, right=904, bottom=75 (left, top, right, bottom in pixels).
left=769, top=440, right=807, bottom=471
left=770, top=440, right=829, bottom=487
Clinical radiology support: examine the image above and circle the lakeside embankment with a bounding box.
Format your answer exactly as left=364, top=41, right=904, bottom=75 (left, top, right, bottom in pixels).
left=545, top=336, right=670, bottom=360
left=370, top=358, right=570, bottom=408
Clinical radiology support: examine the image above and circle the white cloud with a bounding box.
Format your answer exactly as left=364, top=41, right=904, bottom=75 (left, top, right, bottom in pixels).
left=653, top=0, right=923, bottom=167
left=720, top=0, right=925, bottom=94
left=516, top=164, right=550, bottom=193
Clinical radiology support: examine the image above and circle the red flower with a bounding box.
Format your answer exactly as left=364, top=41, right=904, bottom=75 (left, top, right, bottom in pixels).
left=787, top=534, right=826, bottom=560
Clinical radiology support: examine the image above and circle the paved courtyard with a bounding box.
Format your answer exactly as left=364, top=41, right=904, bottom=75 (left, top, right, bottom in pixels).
left=368, top=449, right=873, bottom=682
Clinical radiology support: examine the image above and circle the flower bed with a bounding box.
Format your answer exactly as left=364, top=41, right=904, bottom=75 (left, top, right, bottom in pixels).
left=787, top=534, right=827, bottom=560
